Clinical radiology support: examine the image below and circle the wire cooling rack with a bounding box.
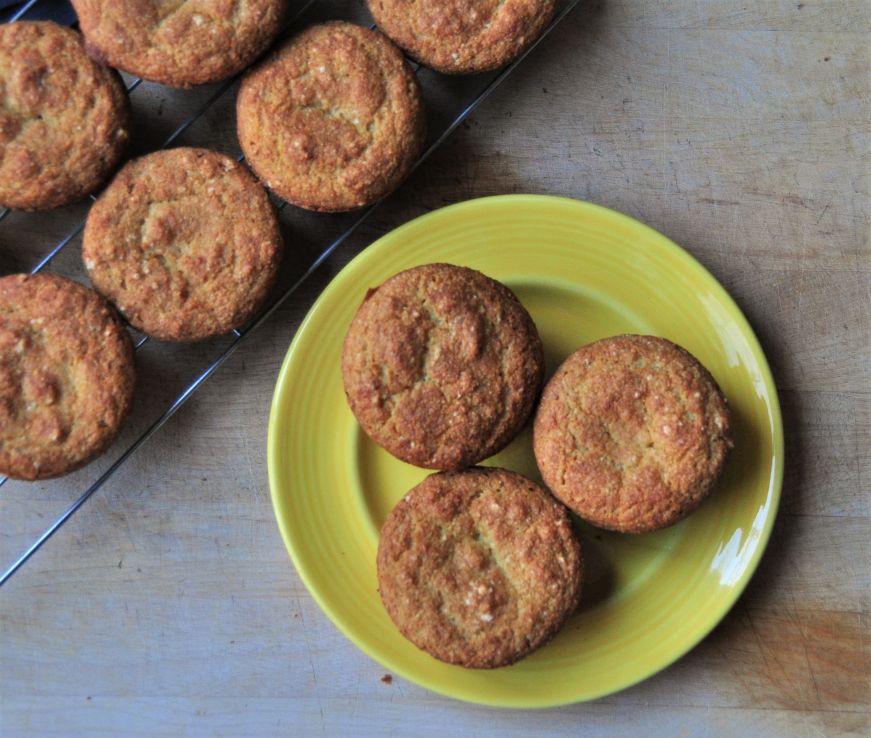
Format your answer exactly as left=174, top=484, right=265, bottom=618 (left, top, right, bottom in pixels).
left=0, top=0, right=582, bottom=585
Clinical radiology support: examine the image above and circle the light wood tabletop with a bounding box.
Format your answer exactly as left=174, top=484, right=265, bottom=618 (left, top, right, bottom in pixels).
left=1, top=1, right=869, bottom=735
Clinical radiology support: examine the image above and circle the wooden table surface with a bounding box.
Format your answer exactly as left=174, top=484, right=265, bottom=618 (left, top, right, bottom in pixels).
left=1, top=1, right=869, bottom=735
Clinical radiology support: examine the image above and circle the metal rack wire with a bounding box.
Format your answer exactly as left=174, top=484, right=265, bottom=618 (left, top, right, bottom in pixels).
left=0, top=0, right=582, bottom=585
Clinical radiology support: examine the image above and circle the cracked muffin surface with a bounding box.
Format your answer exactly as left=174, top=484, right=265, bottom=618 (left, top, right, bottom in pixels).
left=377, top=467, right=583, bottom=668
left=83, top=147, right=282, bottom=342
left=0, top=21, right=129, bottom=211
left=342, top=263, right=544, bottom=470
left=367, top=0, right=557, bottom=74
left=71, top=0, right=286, bottom=87
left=534, top=335, right=733, bottom=533
left=0, top=274, right=135, bottom=481
left=237, top=21, right=425, bottom=212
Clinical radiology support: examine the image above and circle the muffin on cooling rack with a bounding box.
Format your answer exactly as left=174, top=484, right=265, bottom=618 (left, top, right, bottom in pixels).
left=0, top=21, right=129, bottom=211
left=83, top=147, right=282, bottom=342
left=0, top=274, right=135, bottom=481
left=367, top=0, right=557, bottom=74
left=342, top=263, right=544, bottom=470
left=534, top=335, right=733, bottom=533
left=377, top=467, right=583, bottom=668
left=237, top=21, right=426, bottom=212
left=70, top=0, right=287, bottom=87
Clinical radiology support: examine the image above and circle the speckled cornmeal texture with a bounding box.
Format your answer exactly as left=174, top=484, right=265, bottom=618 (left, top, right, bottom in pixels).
left=70, top=0, right=286, bottom=87
left=367, top=0, right=556, bottom=74
left=534, top=335, right=733, bottom=534
left=83, top=147, right=282, bottom=342
left=237, top=22, right=426, bottom=212
left=0, top=274, right=135, bottom=481
left=342, top=264, right=544, bottom=470
left=0, top=21, right=128, bottom=211
left=377, top=467, right=583, bottom=668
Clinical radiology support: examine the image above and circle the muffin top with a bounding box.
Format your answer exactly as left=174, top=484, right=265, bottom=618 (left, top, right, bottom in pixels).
left=0, top=21, right=129, bottom=211
left=71, top=0, right=287, bottom=87
left=367, top=0, right=557, bottom=74
left=377, top=467, right=583, bottom=668
left=237, top=21, right=426, bottom=212
left=0, top=274, right=135, bottom=481
left=83, top=147, right=282, bottom=342
left=534, top=335, right=733, bottom=533
left=342, top=263, right=544, bottom=470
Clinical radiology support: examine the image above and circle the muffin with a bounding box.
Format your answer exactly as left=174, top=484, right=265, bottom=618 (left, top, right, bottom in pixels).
left=83, top=147, right=282, bottom=342
left=342, top=263, right=544, bottom=470
left=0, top=21, right=129, bottom=211
left=71, top=0, right=287, bottom=87
left=237, top=21, right=426, bottom=212
left=377, top=467, right=583, bottom=668
left=367, top=0, right=557, bottom=74
left=0, top=274, right=135, bottom=481
left=533, top=335, right=733, bottom=533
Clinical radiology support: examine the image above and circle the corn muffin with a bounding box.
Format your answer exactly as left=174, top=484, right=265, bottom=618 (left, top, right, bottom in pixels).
left=0, top=21, right=128, bottom=211
left=83, top=147, right=282, bottom=342
left=367, top=0, right=557, bottom=74
left=377, top=467, right=583, bottom=668
left=342, top=263, right=544, bottom=470
left=71, top=0, right=287, bottom=87
left=0, top=274, right=135, bottom=480
left=237, top=21, right=425, bottom=212
left=534, top=335, right=733, bottom=533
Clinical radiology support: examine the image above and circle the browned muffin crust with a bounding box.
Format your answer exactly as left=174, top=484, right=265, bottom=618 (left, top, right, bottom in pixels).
left=0, top=21, right=129, bottom=211
left=0, top=274, right=135, bottom=481
left=83, top=147, right=282, bottom=342
left=342, top=264, right=544, bottom=470
left=377, top=467, right=583, bottom=668
left=71, top=0, right=287, bottom=88
left=367, top=0, right=557, bottom=74
left=533, top=335, right=733, bottom=534
left=237, top=21, right=426, bottom=212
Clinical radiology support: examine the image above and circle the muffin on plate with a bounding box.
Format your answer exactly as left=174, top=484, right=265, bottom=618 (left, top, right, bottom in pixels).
left=377, top=467, right=583, bottom=668
left=237, top=21, right=426, bottom=212
left=0, top=274, right=135, bottom=481
left=534, top=335, right=733, bottom=533
left=0, top=21, right=129, bottom=211
left=342, top=263, right=544, bottom=470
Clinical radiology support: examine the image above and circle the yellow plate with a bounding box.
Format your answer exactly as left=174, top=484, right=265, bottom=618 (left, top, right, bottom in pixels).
left=267, top=195, right=783, bottom=707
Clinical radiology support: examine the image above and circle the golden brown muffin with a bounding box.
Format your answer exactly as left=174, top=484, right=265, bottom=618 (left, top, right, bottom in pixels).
left=342, top=264, right=544, bottom=470
left=70, top=0, right=286, bottom=88
left=237, top=21, right=426, bottom=212
left=377, top=467, right=583, bottom=668
left=534, top=335, right=733, bottom=534
left=82, top=147, right=282, bottom=342
left=0, top=274, right=135, bottom=481
left=367, top=0, right=557, bottom=74
left=0, top=21, right=129, bottom=211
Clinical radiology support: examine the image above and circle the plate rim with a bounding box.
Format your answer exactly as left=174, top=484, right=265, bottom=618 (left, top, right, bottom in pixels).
left=267, top=194, right=785, bottom=708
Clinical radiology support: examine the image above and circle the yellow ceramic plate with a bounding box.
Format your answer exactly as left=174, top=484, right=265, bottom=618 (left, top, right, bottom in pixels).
left=267, top=195, right=783, bottom=707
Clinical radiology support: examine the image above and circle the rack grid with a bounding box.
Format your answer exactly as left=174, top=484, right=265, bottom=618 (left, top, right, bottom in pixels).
left=0, top=0, right=582, bottom=585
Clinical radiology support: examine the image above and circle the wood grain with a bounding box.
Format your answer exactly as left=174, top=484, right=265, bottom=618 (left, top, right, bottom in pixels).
left=1, top=0, right=869, bottom=735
